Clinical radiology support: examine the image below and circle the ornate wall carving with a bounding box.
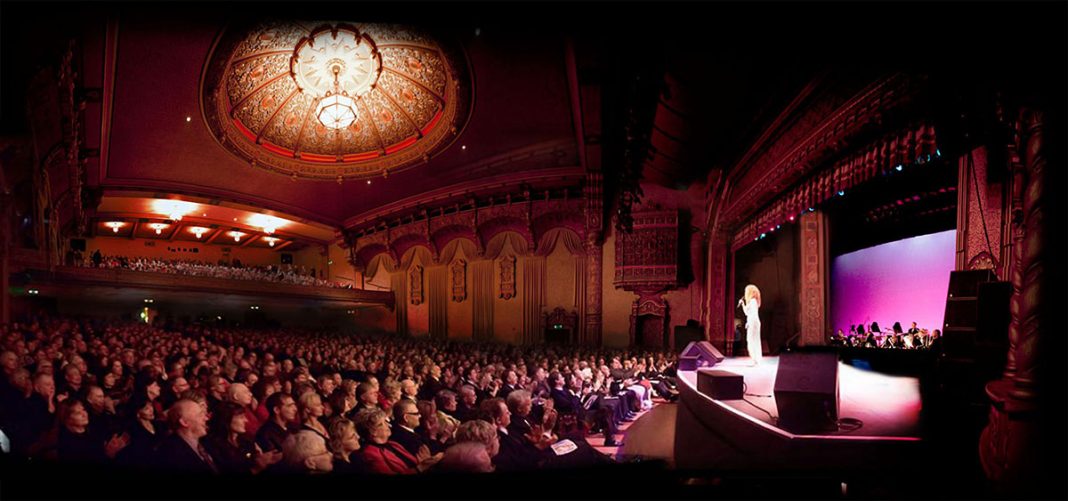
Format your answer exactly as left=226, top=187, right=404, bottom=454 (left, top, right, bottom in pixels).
left=723, top=74, right=924, bottom=229
left=629, top=291, right=670, bottom=348
left=409, top=264, right=424, bottom=305
left=499, top=255, right=516, bottom=300
left=731, top=122, right=939, bottom=248
left=613, top=210, right=680, bottom=290
left=451, top=258, right=466, bottom=302
left=799, top=211, right=827, bottom=346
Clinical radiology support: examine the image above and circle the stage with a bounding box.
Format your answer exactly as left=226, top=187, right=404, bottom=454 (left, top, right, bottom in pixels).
left=636, top=355, right=926, bottom=474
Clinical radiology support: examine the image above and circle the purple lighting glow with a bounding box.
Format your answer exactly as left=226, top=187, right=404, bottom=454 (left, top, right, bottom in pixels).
left=831, top=230, right=956, bottom=334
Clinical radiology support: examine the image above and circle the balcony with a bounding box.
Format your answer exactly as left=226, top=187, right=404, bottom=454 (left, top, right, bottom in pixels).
left=23, top=266, right=394, bottom=307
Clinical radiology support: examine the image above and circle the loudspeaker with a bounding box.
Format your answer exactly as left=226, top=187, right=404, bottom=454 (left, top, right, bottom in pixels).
left=70, top=238, right=86, bottom=252
left=947, top=269, right=996, bottom=298
left=679, top=341, right=724, bottom=371
left=674, top=324, right=704, bottom=351
left=697, top=369, right=743, bottom=400
left=281, top=253, right=293, bottom=264
left=774, top=349, right=839, bottom=434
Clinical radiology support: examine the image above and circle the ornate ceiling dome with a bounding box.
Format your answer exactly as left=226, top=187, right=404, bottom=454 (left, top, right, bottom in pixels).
left=201, top=21, right=472, bottom=180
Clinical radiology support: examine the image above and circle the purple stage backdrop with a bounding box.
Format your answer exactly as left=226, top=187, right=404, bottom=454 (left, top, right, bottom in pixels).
left=831, top=230, right=956, bottom=334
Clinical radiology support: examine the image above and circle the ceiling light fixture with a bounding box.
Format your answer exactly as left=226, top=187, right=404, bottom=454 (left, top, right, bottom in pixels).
left=229, top=230, right=246, bottom=242
left=105, top=221, right=125, bottom=233
left=149, top=223, right=169, bottom=235
left=189, top=227, right=209, bottom=239
left=292, top=25, right=381, bottom=131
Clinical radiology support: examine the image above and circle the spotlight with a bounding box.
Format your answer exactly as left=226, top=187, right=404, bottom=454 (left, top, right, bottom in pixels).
left=760, top=233, right=766, bottom=239
left=936, top=149, right=941, bottom=157
left=789, top=216, right=795, bottom=222
left=776, top=225, right=780, bottom=230
left=895, top=165, right=903, bottom=172
left=28, top=289, right=39, bottom=295
left=186, top=116, right=192, bottom=122
left=367, top=180, right=371, bottom=185
left=808, top=207, right=814, bottom=212
left=461, top=145, right=466, bottom=150
left=837, top=190, right=845, bottom=196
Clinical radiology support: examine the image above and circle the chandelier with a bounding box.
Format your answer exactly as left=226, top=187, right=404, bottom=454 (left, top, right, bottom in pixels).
left=291, top=25, right=382, bottom=131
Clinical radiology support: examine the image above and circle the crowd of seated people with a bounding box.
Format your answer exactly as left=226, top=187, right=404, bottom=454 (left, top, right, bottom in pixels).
left=78, top=250, right=350, bottom=289
left=0, top=316, right=680, bottom=478
left=829, top=321, right=942, bottom=351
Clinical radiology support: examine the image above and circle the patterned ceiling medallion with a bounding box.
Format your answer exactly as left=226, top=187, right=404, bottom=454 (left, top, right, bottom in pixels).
left=201, top=21, right=472, bottom=180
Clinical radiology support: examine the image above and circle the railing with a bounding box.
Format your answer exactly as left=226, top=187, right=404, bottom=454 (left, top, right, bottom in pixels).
left=29, top=266, right=394, bottom=306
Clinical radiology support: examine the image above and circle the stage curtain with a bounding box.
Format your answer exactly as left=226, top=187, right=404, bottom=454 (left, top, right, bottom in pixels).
left=428, top=265, right=448, bottom=340
left=400, top=246, right=434, bottom=271
left=438, top=238, right=479, bottom=266
left=535, top=227, right=586, bottom=257
left=484, top=232, right=529, bottom=260
left=521, top=255, right=546, bottom=344
left=390, top=270, right=408, bottom=336
left=471, top=259, right=494, bottom=341
left=365, top=253, right=396, bottom=281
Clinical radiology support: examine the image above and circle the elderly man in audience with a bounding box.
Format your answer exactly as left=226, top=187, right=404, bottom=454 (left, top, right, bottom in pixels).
left=226, top=382, right=262, bottom=438
left=156, top=398, right=218, bottom=473
left=390, top=399, right=428, bottom=456
left=280, top=430, right=334, bottom=474
left=437, top=441, right=495, bottom=473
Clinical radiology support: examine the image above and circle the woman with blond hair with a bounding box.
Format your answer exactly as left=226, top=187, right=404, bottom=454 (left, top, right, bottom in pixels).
left=738, top=284, right=763, bottom=366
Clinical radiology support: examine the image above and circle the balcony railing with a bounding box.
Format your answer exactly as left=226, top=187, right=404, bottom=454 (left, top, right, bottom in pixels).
left=28, top=266, right=394, bottom=306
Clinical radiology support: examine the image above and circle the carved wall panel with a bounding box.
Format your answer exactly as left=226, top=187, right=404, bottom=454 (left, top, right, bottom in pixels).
left=499, top=255, right=516, bottom=300
left=451, top=258, right=466, bottom=302
left=614, top=210, right=680, bottom=291
left=409, top=264, right=424, bottom=305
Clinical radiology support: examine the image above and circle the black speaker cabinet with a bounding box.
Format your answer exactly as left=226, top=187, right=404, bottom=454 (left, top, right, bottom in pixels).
left=774, top=350, right=839, bottom=434
left=679, top=341, right=724, bottom=371
left=697, top=369, right=743, bottom=400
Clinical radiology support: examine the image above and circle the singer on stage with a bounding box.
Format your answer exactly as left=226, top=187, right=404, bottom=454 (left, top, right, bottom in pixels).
left=738, top=284, right=762, bottom=366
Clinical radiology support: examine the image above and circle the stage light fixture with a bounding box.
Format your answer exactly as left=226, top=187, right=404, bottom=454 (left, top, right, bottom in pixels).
left=105, top=221, right=125, bottom=233
left=28, top=289, right=39, bottom=295
left=837, top=190, right=845, bottom=196
left=895, top=165, right=903, bottom=172
left=789, top=216, right=795, bottom=222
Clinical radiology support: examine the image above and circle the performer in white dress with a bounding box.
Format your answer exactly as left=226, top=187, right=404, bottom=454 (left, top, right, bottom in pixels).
left=738, top=284, right=763, bottom=366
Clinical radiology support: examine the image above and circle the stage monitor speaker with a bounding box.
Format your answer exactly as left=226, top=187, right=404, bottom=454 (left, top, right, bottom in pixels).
left=674, top=324, right=704, bottom=352
left=947, top=269, right=995, bottom=298
left=774, top=349, right=839, bottom=434
left=697, top=369, right=743, bottom=400
left=679, top=341, right=724, bottom=371
left=70, top=238, right=86, bottom=252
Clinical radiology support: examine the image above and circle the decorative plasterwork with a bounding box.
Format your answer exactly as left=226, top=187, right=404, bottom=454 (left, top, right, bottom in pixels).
left=201, top=21, right=472, bottom=180
left=409, top=264, right=424, bottom=305
left=349, top=191, right=584, bottom=269
left=721, top=73, right=924, bottom=229
left=614, top=210, right=680, bottom=293
left=730, top=121, right=938, bottom=248
left=498, top=255, right=516, bottom=300
left=451, top=258, right=466, bottom=302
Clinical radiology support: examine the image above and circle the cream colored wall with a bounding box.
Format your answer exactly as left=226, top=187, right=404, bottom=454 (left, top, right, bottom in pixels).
left=327, top=243, right=358, bottom=287
left=292, top=246, right=326, bottom=275
left=406, top=251, right=430, bottom=337
left=445, top=246, right=473, bottom=341
left=601, top=231, right=636, bottom=347
left=492, top=239, right=523, bottom=344
left=544, top=239, right=577, bottom=313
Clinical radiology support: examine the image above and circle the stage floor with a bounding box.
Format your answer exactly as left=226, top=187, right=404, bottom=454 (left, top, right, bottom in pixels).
left=682, top=356, right=923, bottom=439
